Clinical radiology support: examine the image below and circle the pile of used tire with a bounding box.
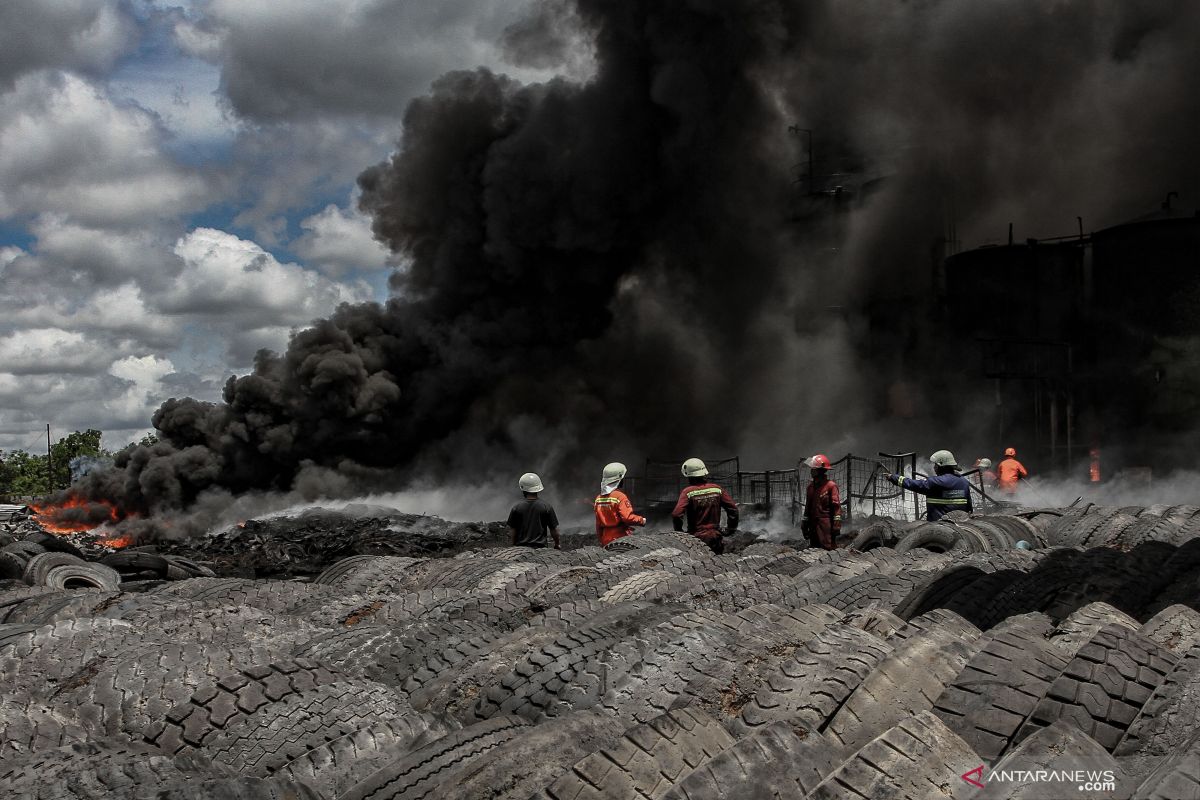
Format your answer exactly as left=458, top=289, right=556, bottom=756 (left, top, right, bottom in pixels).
left=850, top=503, right=1200, bottom=553
left=1, top=523, right=1198, bottom=799
left=0, top=530, right=215, bottom=593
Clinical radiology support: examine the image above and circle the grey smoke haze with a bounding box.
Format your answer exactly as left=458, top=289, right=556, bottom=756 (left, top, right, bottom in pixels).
left=64, top=0, right=1200, bottom=533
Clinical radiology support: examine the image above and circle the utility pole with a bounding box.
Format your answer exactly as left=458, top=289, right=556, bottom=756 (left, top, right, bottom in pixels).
left=46, top=424, right=52, bottom=494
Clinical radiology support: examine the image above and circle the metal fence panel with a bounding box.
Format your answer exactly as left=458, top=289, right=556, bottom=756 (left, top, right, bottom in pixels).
left=625, top=451, right=997, bottom=525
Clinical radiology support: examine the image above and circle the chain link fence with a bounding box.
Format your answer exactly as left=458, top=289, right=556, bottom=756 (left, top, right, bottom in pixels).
left=734, top=469, right=802, bottom=523
left=624, top=457, right=740, bottom=515
left=825, top=452, right=922, bottom=522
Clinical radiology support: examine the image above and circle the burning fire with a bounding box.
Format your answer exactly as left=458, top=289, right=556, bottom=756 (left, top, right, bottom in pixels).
left=1089, top=448, right=1101, bottom=483
left=97, top=535, right=134, bottom=549
left=31, top=494, right=134, bottom=548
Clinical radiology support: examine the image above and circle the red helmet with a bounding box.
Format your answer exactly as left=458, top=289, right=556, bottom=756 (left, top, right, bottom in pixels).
left=805, top=454, right=832, bottom=470
left=1004, top=447, right=1017, bottom=457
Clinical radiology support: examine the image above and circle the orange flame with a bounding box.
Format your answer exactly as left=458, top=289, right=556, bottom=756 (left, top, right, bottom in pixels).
left=30, top=494, right=127, bottom=539
left=1089, top=448, right=1101, bottom=483
left=98, top=535, right=134, bottom=549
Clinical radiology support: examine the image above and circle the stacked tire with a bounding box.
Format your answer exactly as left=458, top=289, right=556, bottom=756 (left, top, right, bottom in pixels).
left=0, top=519, right=1198, bottom=799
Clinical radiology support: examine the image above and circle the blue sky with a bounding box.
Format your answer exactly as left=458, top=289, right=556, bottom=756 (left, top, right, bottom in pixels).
left=0, top=0, right=560, bottom=452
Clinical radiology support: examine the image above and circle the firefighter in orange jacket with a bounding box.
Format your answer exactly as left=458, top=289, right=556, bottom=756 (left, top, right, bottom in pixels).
left=594, top=462, right=647, bottom=546
left=996, top=447, right=1028, bottom=495
left=801, top=454, right=841, bottom=550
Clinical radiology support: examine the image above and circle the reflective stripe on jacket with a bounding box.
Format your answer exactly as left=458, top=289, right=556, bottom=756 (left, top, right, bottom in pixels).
left=671, top=482, right=738, bottom=539
left=594, top=489, right=644, bottom=545
left=891, top=473, right=973, bottom=522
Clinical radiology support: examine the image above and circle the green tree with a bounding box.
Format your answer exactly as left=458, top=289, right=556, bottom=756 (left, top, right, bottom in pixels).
left=0, top=429, right=109, bottom=498
left=0, top=449, right=50, bottom=497
left=49, top=429, right=105, bottom=488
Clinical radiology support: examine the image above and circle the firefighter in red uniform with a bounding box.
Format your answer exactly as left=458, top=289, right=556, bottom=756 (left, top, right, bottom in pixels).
left=594, top=462, right=647, bottom=546
left=801, top=454, right=841, bottom=550
left=671, top=458, right=738, bottom=554
left=974, top=458, right=998, bottom=489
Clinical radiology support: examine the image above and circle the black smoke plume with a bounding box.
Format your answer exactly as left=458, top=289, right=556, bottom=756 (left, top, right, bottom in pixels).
left=67, top=0, right=1200, bottom=534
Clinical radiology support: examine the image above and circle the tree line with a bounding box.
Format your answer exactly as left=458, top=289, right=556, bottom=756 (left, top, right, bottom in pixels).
left=0, top=430, right=157, bottom=500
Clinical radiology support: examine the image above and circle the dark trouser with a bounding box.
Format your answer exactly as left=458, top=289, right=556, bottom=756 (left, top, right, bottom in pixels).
left=693, top=528, right=724, bottom=555
left=805, top=520, right=835, bottom=550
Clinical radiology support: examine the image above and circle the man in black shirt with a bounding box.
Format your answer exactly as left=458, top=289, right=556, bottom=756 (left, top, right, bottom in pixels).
left=506, top=472, right=561, bottom=549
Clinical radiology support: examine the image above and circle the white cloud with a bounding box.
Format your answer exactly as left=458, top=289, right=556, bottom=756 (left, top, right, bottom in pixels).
left=0, top=328, right=126, bottom=375
left=23, top=215, right=182, bottom=289
left=161, top=227, right=373, bottom=322
left=292, top=202, right=391, bottom=276
left=106, top=353, right=176, bottom=422
left=0, top=0, right=578, bottom=453
left=0, top=72, right=210, bottom=226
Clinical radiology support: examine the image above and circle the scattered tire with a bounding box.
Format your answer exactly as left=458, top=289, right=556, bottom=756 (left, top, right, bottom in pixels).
left=730, top=623, right=893, bottom=737
left=338, top=716, right=531, bottom=800
left=1129, top=728, right=1200, bottom=800
left=99, top=551, right=169, bottom=575
left=145, top=659, right=350, bottom=754
left=538, top=708, right=734, bottom=800
left=825, top=624, right=982, bottom=753
left=1049, top=601, right=1139, bottom=657
left=932, top=615, right=1071, bottom=761
left=972, top=720, right=1136, bottom=799
left=805, top=711, right=980, bottom=800
left=428, top=711, right=625, bottom=800
left=895, top=523, right=967, bottom=554
left=42, top=562, right=121, bottom=591
left=1114, top=643, right=1200, bottom=768
left=22, top=551, right=89, bottom=585
left=274, top=716, right=456, bottom=799
left=201, top=679, right=411, bottom=777
left=661, top=721, right=838, bottom=800
left=1139, top=604, right=1200, bottom=654
left=1017, top=624, right=1179, bottom=751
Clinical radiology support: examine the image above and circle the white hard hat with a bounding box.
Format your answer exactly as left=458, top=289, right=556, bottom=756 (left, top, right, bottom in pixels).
left=977, top=458, right=992, bottom=469
left=601, top=462, right=627, bottom=494
left=518, top=473, right=544, bottom=493
left=681, top=457, right=709, bottom=477
left=930, top=450, right=958, bottom=469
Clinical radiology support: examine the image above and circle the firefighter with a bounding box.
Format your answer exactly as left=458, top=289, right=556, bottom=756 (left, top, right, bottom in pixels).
left=996, top=447, right=1028, bottom=495
left=507, top=473, right=561, bottom=549
left=886, top=450, right=973, bottom=522
left=671, top=458, right=739, bottom=554
left=801, top=453, right=841, bottom=550
left=975, top=458, right=998, bottom=489
left=593, top=462, right=647, bottom=547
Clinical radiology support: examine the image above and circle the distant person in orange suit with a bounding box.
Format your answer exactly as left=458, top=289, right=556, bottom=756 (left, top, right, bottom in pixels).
left=996, top=448, right=1028, bottom=495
